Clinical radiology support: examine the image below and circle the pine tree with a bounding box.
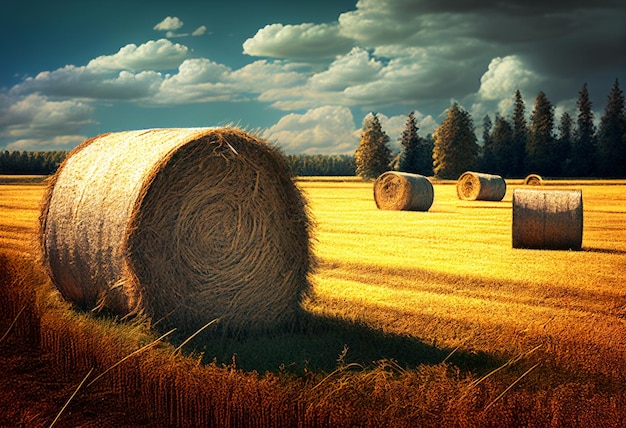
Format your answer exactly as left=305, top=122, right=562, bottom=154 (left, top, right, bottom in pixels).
left=433, top=103, right=478, bottom=179
left=511, top=89, right=528, bottom=176
left=480, top=115, right=495, bottom=171
left=597, top=79, right=626, bottom=177
left=398, top=111, right=432, bottom=176
left=569, top=83, right=596, bottom=176
left=527, top=91, right=558, bottom=176
left=490, top=115, right=514, bottom=176
left=355, top=112, right=392, bottom=180
left=558, top=112, right=574, bottom=175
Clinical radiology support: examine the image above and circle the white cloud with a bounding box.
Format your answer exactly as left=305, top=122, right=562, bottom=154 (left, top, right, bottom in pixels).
left=13, top=66, right=163, bottom=100
left=154, top=16, right=184, bottom=32
left=0, top=93, right=93, bottom=150
left=243, top=23, right=354, bottom=59
left=309, top=47, right=382, bottom=91
left=154, top=58, right=233, bottom=104
left=192, top=25, right=207, bottom=36
left=470, top=55, right=545, bottom=120
left=417, top=114, right=438, bottom=137
left=263, top=106, right=358, bottom=154
left=477, top=56, right=542, bottom=101
left=6, top=135, right=86, bottom=151
left=87, top=39, right=189, bottom=72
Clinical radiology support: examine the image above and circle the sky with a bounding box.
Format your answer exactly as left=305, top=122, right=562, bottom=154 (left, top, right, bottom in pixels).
left=1, top=0, right=624, bottom=154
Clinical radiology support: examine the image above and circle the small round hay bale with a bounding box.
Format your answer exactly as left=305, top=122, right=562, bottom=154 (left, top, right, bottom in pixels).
left=456, top=171, right=506, bottom=201
left=524, top=174, right=543, bottom=186
left=512, top=189, right=583, bottom=250
left=373, top=172, right=434, bottom=211
left=39, top=128, right=313, bottom=334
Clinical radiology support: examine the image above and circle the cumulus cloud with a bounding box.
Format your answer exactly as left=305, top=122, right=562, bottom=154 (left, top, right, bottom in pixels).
left=309, top=47, right=382, bottom=91
left=243, top=23, right=354, bottom=59
left=87, top=39, right=189, bottom=71
left=477, top=56, right=542, bottom=101
left=12, top=66, right=163, bottom=100
left=192, top=25, right=207, bottom=36
left=154, top=58, right=232, bottom=104
left=0, top=93, right=93, bottom=150
left=2, top=1, right=623, bottom=153
left=469, top=55, right=545, bottom=120
left=154, top=16, right=184, bottom=32
left=263, top=106, right=359, bottom=154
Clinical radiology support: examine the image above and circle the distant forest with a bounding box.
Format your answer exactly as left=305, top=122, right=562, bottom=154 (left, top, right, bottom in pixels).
left=0, top=151, right=67, bottom=175
left=0, top=150, right=354, bottom=177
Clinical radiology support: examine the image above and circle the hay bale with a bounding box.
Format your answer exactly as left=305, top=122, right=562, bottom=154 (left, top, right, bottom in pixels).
left=512, top=189, right=583, bottom=250
left=524, top=174, right=543, bottom=186
left=456, top=171, right=506, bottom=201
left=39, top=128, right=313, bottom=334
left=373, top=171, right=433, bottom=211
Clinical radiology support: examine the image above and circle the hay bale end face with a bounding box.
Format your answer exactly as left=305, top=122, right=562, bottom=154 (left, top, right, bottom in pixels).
left=456, top=171, right=506, bottom=201
left=524, top=174, right=543, bottom=186
left=373, top=171, right=434, bottom=211
left=40, top=128, right=314, bottom=334
left=512, top=189, right=583, bottom=250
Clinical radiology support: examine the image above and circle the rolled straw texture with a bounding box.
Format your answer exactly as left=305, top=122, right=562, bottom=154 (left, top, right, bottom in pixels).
left=512, top=189, right=583, bottom=250
left=373, top=171, right=434, bottom=211
left=40, top=128, right=313, bottom=334
left=456, top=171, right=506, bottom=201
left=524, top=174, right=543, bottom=186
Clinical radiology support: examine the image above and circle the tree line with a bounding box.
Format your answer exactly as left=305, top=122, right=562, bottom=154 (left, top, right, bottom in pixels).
left=357, top=79, right=626, bottom=179
left=0, top=150, right=67, bottom=175
left=2, top=80, right=624, bottom=178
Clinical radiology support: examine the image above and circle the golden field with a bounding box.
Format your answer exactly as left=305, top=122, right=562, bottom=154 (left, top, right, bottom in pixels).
left=0, top=176, right=625, bottom=427
left=302, top=179, right=625, bottom=382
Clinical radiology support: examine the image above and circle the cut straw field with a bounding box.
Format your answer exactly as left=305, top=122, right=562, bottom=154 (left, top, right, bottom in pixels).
left=1, top=175, right=625, bottom=426
left=302, top=179, right=626, bottom=384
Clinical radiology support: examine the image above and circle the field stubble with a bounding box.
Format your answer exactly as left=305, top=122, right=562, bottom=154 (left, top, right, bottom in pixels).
left=303, top=180, right=626, bottom=384
left=0, top=177, right=625, bottom=426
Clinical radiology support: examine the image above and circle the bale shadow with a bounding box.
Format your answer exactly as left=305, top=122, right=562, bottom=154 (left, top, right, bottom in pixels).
left=172, top=311, right=502, bottom=376
left=583, top=246, right=626, bottom=255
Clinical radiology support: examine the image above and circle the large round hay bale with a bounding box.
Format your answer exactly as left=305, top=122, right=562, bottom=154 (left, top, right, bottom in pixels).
left=512, top=189, right=583, bottom=250
left=373, top=172, right=434, bottom=211
left=524, top=174, right=543, bottom=186
left=39, top=128, right=313, bottom=334
left=456, top=171, right=506, bottom=201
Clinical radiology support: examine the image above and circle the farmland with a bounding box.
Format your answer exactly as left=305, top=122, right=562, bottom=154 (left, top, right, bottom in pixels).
left=1, top=176, right=625, bottom=426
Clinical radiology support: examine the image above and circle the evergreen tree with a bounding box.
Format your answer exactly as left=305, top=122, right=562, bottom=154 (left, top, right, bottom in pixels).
left=355, top=112, right=392, bottom=180
left=597, top=79, right=626, bottom=177
left=527, top=91, right=558, bottom=176
left=480, top=114, right=495, bottom=171
left=569, top=83, right=596, bottom=176
left=433, top=103, right=478, bottom=179
left=511, top=89, right=528, bottom=176
left=490, top=115, right=514, bottom=176
left=398, top=111, right=432, bottom=175
left=558, top=112, right=574, bottom=175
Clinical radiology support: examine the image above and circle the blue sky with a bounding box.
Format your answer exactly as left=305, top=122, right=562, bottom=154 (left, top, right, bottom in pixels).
left=1, top=0, right=624, bottom=154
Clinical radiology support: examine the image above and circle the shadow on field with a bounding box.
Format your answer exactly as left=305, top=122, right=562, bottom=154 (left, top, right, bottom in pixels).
left=583, top=246, right=626, bottom=255
left=173, top=312, right=501, bottom=375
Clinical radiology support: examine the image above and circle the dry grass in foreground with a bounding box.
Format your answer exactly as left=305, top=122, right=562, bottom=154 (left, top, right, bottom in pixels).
left=0, top=178, right=625, bottom=427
